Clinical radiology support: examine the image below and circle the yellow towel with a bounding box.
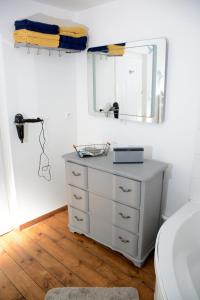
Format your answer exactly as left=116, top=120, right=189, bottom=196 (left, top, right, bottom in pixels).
left=59, top=32, right=87, bottom=38
left=13, top=29, right=59, bottom=47
left=14, top=29, right=59, bottom=40
left=108, top=50, right=125, bottom=56
left=14, top=36, right=59, bottom=47
left=60, top=26, right=87, bottom=37
left=108, top=45, right=125, bottom=51
left=108, top=44, right=125, bottom=56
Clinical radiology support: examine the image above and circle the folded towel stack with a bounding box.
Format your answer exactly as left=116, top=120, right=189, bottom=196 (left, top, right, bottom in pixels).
left=59, top=26, right=88, bottom=50
left=14, top=19, right=59, bottom=48
left=88, top=43, right=126, bottom=56
left=14, top=19, right=88, bottom=51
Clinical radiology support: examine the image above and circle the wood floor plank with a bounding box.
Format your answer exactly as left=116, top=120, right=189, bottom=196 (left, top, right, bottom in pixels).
left=24, top=226, right=112, bottom=287
left=9, top=230, right=87, bottom=287
left=0, top=269, right=25, bottom=300
left=0, top=209, right=155, bottom=300
left=38, top=223, right=103, bottom=269
left=0, top=235, right=63, bottom=292
left=0, top=247, right=45, bottom=300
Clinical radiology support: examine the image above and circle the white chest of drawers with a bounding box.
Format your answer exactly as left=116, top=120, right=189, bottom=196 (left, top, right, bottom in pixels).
left=63, top=152, right=167, bottom=267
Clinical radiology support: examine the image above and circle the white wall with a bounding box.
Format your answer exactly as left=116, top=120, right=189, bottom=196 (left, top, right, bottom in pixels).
left=0, top=136, right=12, bottom=235
left=0, top=0, right=77, bottom=225
left=76, top=0, right=200, bottom=217
left=190, top=124, right=200, bottom=203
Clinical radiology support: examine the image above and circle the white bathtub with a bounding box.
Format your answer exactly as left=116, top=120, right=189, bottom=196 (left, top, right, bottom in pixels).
left=154, top=201, right=200, bottom=300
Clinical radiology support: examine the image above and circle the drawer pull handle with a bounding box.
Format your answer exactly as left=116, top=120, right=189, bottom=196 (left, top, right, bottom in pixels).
left=72, top=171, right=81, bottom=176
left=119, top=186, right=132, bottom=193
left=73, top=194, right=82, bottom=200
left=119, top=212, right=131, bottom=219
left=118, top=236, right=130, bottom=243
left=74, top=216, right=83, bottom=222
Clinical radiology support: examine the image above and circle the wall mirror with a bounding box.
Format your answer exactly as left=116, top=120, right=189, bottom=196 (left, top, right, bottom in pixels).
left=87, top=38, right=167, bottom=123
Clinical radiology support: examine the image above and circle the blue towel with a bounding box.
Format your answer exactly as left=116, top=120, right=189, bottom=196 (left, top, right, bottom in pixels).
left=59, top=42, right=87, bottom=51
left=60, top=35, right=87, bottom=46
left=15, top=19, right=59, bottom=35
left=59, top=35, right=87, bottom=50
left=88, top=46, right=108, bottom=53
left=115, top=43, right=126, bottom=46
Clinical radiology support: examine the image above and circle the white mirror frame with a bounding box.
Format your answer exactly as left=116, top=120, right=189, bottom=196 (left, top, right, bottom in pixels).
left=88, top=38, right=167, bottom=123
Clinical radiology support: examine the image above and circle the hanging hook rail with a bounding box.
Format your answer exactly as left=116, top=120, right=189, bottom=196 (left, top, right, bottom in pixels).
left=14, top=43, right=81, bottom=56
left=27, top=45, right=31, bottom=55
left=37, top=47, right=40, bottom=55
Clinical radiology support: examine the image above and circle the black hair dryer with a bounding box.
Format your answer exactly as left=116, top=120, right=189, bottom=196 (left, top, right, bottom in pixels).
left=14, top=113, right=43, bottom=143
left=112, top=102, right=119, bottom=119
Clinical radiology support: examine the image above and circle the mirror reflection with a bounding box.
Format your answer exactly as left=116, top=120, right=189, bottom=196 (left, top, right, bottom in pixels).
left=88, top=39, right=167, bottom=123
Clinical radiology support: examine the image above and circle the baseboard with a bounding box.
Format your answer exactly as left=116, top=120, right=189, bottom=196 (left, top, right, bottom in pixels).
left=19, top=205, right=68, bottom=230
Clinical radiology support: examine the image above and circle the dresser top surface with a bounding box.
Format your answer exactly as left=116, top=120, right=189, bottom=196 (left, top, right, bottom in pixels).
left=63, top=152, right=167, bottom=181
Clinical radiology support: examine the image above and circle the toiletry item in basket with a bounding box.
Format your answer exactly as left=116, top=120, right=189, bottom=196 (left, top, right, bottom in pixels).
left=73, top=143, right=110, bottom=158
left=113, top=147, right=144, bottom=164
left=79, top=147, right=104, bottom=158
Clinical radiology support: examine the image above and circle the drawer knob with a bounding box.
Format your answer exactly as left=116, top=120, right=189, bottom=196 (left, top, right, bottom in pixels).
left=73, top=194, right=82, bottom=200
left=119, top=186, right=132, bottom=193
left=118, top=236, right=130, bottom=243
left=72, top=171, right=81, bottom=176
left=74, top=215, right=83, bottom=222
left=118, top=212, right=131, bottom=219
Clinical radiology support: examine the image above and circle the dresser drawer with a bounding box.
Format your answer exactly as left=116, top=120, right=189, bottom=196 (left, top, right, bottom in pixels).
left=69, top=186, right=89, bottom=212
left=113, top=202, right=139, bottom=234
left=89, top=193, right=112, bottom=223
left=88, top=168, right=113, bottom=199
left=114, top=176, right=141, bottom=209
left=90, top=215, right=112, bottom=245
left=112, top=226, right=138, bottom=257
left=68, top=162, right=87, bottom=189
left=69, top=207, right=89, bottom=233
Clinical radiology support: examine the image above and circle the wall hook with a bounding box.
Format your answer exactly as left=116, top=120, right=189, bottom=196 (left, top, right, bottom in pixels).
left=27, top=46, right=31, bottom=55
left=49, top=49, right=52, bottom=56
left=37, top=47, right=40, bottom=55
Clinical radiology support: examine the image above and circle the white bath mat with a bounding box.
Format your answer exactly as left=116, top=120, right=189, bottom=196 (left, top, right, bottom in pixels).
left=45, top=287, right=139, bottom=300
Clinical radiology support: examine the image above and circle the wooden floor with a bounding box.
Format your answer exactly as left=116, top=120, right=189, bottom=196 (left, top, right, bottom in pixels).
left=0, top=210, right=155, bottom=300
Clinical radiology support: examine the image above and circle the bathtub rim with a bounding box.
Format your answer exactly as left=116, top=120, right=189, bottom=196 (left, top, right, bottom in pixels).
left=154, top=201, right=200, bottom=300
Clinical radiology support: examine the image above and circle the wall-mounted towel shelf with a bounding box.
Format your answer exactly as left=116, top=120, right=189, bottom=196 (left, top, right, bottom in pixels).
left=14, top=42, right=81, bottom=55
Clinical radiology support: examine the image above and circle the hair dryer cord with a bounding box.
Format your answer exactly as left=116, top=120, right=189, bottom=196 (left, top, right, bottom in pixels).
left=38, top=121, right=51, bottom=181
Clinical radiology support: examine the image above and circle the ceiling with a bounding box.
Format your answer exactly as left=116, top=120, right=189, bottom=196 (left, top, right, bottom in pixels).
left=32, top=0, right=118, bottom=11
